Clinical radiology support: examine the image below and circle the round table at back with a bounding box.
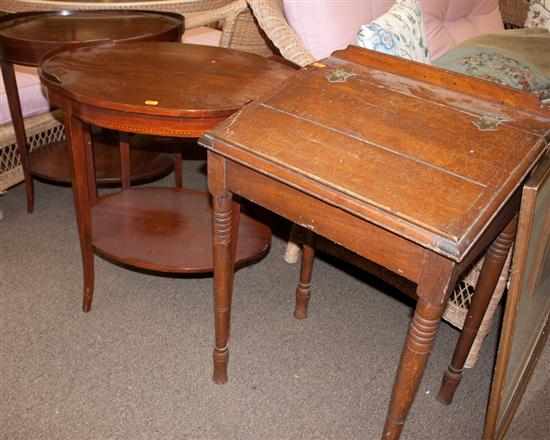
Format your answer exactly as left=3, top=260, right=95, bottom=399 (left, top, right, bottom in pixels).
left=0, top=10, right=184, bottom=212
left=40, top=42, right=294, bottom=312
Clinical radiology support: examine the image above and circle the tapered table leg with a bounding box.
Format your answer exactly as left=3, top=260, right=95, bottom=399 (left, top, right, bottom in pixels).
left=437, top=218, right=518, bottom=404
left=212, top=191, right=237, bottom=384
left=294, top=229, right=315, bottom=319
left=65, top=112, right=95, bottom=313
left=1, top=63, right=34, bottom=213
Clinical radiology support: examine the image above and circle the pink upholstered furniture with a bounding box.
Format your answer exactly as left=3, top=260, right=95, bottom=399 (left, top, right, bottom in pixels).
left=283, top=0, right=504, bottom=61
left=0, top=66, right=50, bottom=124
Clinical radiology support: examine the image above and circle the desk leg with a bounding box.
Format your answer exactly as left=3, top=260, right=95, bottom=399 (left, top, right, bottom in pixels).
left=383, top=255, right=455, bottom=440
left=1, top=63, right=34, bottom=213
left=437, top=217, right=517, bottom=404
left=294, top=230, right=315, bottom=319
left=119, top=133, right=131, bottom=190
left=212, top=191, right=237, bottom=384
left=65, top=112, right=95, bottom=313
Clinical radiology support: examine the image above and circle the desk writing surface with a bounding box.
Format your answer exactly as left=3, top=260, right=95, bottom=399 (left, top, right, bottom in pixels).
left=202, top=48, right=550, bottom=261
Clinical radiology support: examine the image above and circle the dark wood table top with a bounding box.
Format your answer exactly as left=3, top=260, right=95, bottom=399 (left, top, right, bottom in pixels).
left=202, top=46, right=550, bottom=262
left=0, top=10, right=183, bottom=65
left=40, top=42, right=294, bottom=132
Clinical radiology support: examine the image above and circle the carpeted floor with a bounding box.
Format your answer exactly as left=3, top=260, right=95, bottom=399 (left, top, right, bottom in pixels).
left=1, top=159, right=548, bottom=439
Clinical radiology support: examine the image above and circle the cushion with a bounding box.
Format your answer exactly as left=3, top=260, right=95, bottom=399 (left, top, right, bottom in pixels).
left=525, top=0, right=550, bottom=30
left=182, top=26, right=222, bottom=47
left=0, top=65, right=50, bottom=125
left=356, top=0, right=430, bottom=63
left=283, top=0, right=394, bottom=60
left=421, top=0, right=503, bottom=60
left=433, top=28, right=550, bottom=98
left=283, top=0, right=503, bottom=62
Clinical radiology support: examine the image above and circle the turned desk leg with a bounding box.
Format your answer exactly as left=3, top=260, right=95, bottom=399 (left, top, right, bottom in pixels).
left=2, top=63, right=34, bottom=213
left=437, top=218, right=517, bottom=404
left=383, top=298, right=449, bottom=439
left=383, top=255, right=455, bottom=440
left=212, top=192, right=238, bottom=384
left=66, top=113, right=95, bottom=313
left=294, top=230, right=315, bottom=319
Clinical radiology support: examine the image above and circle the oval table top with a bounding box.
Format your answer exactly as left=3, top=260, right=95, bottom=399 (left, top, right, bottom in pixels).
left=40, top=42, right=294, bottom=120
left=0, top=10, right=183, bottom=65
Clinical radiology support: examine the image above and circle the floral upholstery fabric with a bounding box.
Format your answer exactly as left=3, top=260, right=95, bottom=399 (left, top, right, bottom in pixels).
left=434, top=28, right=550, bottom=99
left=355, top=0, right=430, bottom=63
left=525, top=0, right=550, bottom=30
left=437, top=50, right=550, bottom=93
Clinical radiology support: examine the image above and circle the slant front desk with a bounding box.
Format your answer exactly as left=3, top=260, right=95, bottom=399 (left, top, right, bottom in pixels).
left=200, top=47, right=550, bottom=439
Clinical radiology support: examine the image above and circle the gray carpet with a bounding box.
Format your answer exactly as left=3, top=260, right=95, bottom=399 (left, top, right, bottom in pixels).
left=1, top=159, right=547, bottom=440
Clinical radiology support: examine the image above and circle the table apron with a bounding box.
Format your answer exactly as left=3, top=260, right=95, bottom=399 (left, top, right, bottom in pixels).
left=224, top=158, right=425, bottom=284
left=50, top=95, right=229, bottom=138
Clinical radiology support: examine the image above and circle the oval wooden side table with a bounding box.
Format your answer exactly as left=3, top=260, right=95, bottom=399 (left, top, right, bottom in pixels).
left=40, top=42, right=294, bottom=312
left=0, top=10, right=184, bottom=212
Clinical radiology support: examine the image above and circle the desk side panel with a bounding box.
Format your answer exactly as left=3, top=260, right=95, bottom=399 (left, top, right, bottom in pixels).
left=225, top=159, right=425, bottom=283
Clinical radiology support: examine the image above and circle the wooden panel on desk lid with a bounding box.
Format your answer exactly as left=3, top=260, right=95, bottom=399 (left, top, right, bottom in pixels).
left=201, top=47, right=550, bottom=261
left=39, top=43, right=294, bottom=119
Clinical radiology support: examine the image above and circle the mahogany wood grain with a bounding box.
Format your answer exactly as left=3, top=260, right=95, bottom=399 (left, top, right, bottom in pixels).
left=92, top=188, right=270, bottom=273
left=39, top=42, right=294, bottom=312
left=0, top=10, right=183, bottom=212
left=201, top=48, right=550, bottom=439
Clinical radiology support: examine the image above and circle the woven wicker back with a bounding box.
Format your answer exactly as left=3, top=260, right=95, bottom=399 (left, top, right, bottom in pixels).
left=224, top=6, right=276, bottom=57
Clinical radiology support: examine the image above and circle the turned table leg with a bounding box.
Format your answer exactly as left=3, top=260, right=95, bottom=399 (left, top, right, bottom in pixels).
left=437, top=218, right=517, bottom=404
left=212, top=191, right=238, bottom=384
left=294, top=230, right=315, bottom=320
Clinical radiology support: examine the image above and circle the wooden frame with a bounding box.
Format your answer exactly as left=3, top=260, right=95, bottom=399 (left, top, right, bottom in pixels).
left=484, top=152, right=550, bottom=439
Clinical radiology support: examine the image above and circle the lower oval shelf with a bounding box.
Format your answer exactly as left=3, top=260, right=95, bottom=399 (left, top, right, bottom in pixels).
left=92, top=187, right=271, bottom=273
left=30, top=134, right=174, bottom=186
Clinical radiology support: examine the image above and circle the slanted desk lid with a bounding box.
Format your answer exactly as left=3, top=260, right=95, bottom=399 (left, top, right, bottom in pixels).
left=201, top=47, right=550, bottom=262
